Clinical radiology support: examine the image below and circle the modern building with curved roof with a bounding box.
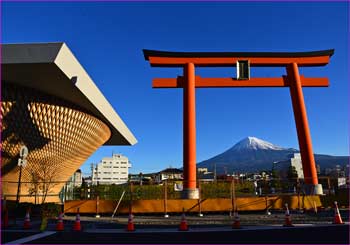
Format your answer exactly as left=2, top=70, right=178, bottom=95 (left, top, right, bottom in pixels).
left=1, top=43, right=137, bottom=203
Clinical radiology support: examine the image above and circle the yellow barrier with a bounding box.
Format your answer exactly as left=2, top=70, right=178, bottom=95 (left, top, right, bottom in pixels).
left=64, top=195, right=323, bottom=214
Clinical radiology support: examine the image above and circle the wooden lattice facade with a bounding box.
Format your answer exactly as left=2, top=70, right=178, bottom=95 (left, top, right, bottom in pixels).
left=1, top=83, right=111, bottom=202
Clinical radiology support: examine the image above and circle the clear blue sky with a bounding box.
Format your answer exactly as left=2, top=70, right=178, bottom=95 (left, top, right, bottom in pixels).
left=2, top=2, right=349, bottom=176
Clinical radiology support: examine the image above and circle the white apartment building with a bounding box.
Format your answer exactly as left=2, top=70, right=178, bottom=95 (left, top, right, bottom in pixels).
left=290, top=153, right=304, bottom=179
left=274, top=153, right=304, bottom=179
left=92, top=154, right=131, bottom=185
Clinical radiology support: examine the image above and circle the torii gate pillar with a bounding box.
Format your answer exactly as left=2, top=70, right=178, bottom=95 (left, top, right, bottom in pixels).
left=182, top=63, right=199, bottom=199
left=287, top=63, right=323, bottom=194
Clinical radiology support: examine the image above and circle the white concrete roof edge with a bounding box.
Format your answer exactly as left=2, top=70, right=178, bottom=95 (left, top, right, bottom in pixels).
left=2, top=42, right=137, bottom=145
left=54, top=43, right=137, bottom=145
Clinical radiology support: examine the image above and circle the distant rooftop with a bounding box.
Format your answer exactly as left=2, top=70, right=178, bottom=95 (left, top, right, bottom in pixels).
left=159, top=168, right=183, bottom=174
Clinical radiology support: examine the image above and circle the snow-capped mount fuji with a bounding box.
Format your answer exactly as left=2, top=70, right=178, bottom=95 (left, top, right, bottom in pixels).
left=196, top=136, right=348, bottom=174
left=197, top=136, right=298, bottom=173
left=231, top=136, right=285, bottom=151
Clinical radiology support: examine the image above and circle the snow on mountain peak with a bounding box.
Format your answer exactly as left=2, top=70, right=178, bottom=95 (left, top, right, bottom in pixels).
left=232, top=136, right=285, bottom=151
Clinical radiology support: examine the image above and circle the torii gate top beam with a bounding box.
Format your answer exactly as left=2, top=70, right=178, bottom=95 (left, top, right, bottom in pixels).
left=143, top=49, right=334, bottom=67
left=143, top=49, right=334, bottom=88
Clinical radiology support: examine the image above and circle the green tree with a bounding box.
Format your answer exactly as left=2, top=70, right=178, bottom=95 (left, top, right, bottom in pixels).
left=27, top=164, right=58, bottom=204
left=28, top=170, right=40, bottom=204
left=270, top=169, right=281, bottom=190
left=287, top=166, right=298, bottom=181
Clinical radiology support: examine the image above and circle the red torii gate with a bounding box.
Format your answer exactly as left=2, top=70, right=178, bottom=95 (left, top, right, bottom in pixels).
left=143, top=49, right=334, bottom=198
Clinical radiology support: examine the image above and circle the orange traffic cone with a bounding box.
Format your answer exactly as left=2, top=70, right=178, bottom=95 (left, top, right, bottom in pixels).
left=232, top=211, right=241, bottom=229
left=126, top=213, right=135, bottom=232
left=2, top=209, right=9, bottom=228
left=333, top=201, right=344, bottom=224
left=73, top=209, right=81, bottom=231
left=23, top=208, right=31, bottom=229
left=179, top=209, right=189, bottom=231
left=283, top=203, right=293, bottom=227
left=56, top=212, right=64, bottom=231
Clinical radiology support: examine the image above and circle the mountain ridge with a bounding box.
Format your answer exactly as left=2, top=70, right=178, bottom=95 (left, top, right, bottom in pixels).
left=197, top=137, right=348, bottom=174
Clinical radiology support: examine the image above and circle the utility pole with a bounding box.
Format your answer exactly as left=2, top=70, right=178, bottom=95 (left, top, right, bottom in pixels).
left=164, top=180, right=169, bottom=218
left=90, top=163, right=94, bottom=177
left=231, top=178, right=236, bottom=214
left=139, top=172, right=143, bottom=186
left=214, top=163, right=217, bottom=182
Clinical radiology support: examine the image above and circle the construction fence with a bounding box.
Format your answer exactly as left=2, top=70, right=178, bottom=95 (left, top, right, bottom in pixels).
left=64, top=177, right=347, bottom=200
left=2, top=177, right=348, bottom=205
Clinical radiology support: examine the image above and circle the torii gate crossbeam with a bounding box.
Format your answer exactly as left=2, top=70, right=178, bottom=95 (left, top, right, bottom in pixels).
left=144, top=49, right=334, bottom=198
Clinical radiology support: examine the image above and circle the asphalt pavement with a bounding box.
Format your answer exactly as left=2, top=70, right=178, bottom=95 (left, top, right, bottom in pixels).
left=2, top=224, right=349, bottom=244
left=2, top=210, right=349, bottom=244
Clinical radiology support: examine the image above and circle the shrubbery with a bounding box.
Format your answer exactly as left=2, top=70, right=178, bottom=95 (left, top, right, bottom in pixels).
left=76, top=181, right=255, bottom=200
left=40, top=202, right=61, bottom=218
left=5, top=202, right=61, bottom=218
